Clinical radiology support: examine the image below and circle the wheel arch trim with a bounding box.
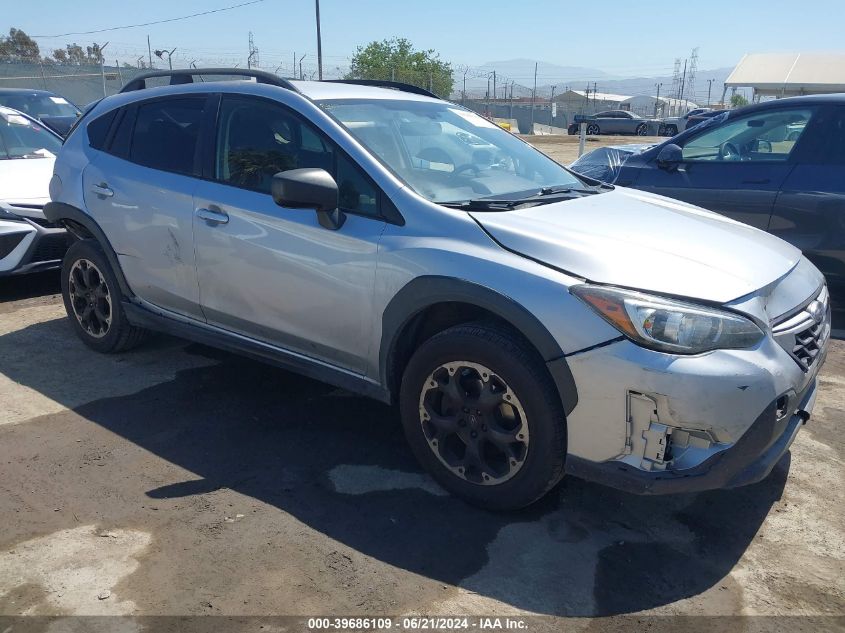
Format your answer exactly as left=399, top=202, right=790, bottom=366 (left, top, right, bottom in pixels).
left=380, top=276, right=578, bottom=415
left=43, top=201, right=134, bottom=297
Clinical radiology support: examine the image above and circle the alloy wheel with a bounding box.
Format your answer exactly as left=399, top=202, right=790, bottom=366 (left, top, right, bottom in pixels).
left=418, top=361, right=530, bottom=485
left=68, top=258, right=112, bottom=338
left=587, top=124, right=599, bottom=135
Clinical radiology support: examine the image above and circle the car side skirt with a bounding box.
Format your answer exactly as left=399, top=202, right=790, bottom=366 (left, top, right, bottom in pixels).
left=123, top=300, right=391, bottom=403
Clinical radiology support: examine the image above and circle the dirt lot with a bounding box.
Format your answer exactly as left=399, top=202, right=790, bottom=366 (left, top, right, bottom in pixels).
left=521, top=133, right=663, bottom=165
left=0, top=269, right=843, bottom=631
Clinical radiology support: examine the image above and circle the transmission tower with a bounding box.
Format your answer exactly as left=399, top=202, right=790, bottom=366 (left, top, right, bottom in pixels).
left=248, top=31, right=260, bottom=69
left=669, top=58, right=681, bottom=106
left=685, top=47, right=699, bottom=105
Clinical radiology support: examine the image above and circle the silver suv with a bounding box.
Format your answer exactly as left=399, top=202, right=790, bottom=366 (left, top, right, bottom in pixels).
left=46, top=69, right=830, bottom=509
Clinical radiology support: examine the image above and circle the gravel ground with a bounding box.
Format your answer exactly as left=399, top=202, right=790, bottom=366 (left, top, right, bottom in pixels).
left=0, top=271, right=843, bottom=629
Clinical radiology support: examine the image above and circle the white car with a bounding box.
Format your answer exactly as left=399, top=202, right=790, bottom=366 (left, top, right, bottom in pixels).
left=0, top=106, right=70, bottom=276
left=660, top=108, right=712, bottom=136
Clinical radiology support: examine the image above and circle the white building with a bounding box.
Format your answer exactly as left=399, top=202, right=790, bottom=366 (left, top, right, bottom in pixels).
left=555, top=89, right=632, bottom=113
left=724, top=52, right=845, bottom=100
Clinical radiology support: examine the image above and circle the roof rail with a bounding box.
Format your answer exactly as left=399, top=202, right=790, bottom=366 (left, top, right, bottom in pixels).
left=120, top=68, right=300, bottom=94
left=324, top=79, right=439, bottom=99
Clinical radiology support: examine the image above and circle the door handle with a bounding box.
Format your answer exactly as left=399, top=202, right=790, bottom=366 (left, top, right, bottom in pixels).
left=196, top=207, right=229, bottom=225
left=91, top=183, right=114, bottom=197
left=742, top=178, right=771, bottom=185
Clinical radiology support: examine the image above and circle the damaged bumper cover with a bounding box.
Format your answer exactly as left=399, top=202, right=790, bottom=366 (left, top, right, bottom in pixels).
left=565, top=379, right=817, bottom=494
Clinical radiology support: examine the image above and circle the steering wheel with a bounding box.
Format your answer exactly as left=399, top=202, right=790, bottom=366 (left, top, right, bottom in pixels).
left=451, top=163, right=480, bottom=178
left=718, top=142, right=741, bottom=161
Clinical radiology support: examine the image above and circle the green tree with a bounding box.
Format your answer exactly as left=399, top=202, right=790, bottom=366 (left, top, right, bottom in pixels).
left=0, top=28, right=40, bottom=60
left=65, top=44, right=86, bottom=64
left=346, top=37, right=453, bottom=98
left=730, top=93, right=749, bottom=108
left=52, top=48, right=68, bottom=64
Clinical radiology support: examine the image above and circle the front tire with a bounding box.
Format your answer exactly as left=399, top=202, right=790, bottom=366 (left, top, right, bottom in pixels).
left=61, top=239, right=149, bottom=353
left=636, top=123, right=648, bottom=136
left=399, top=324, right=567, bottom=510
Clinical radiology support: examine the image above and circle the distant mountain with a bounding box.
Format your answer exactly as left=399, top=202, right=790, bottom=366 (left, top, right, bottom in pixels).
left=460, top=57, right=735, bottom=104
left=460, top=58, right=609, bottom=96
left=545, top=67, right=736, bottom=103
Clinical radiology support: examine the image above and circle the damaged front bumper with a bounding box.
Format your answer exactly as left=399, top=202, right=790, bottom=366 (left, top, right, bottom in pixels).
left=562, top=297, right=829, bottom=495
left=565, top=378, right=818, bottom=494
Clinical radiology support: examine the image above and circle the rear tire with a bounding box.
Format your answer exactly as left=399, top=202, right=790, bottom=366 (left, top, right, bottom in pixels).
left=61, top=239, right=149, bottom=353
left=586, top=123, right=600, bottom=135
left=399, top=323, right=567, bottom=510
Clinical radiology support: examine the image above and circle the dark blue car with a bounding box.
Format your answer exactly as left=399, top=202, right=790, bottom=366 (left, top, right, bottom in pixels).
left=572, top=94, right=845, bottom=293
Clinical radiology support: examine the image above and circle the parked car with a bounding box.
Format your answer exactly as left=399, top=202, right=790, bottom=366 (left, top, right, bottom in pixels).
left=46, top=69, right=828, bottom=509
left=0, top=88, right=82, bottom=137
left=0, top=106, right=71, bottom=276
left=659, top=108, right=713, bottom=136
left=685, top=108, right=728, bottom=130
left=576, top=95, right=845, bottom=295
left=567, top=110, right=656, bottom=136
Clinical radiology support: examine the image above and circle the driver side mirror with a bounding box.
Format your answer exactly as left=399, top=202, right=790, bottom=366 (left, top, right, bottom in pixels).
left=656, top=143, right=683, bottom=171
left=272, top=168, right=345, bottom=230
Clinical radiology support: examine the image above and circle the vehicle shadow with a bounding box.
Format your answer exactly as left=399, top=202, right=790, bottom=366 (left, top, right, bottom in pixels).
left=0, top=318, right=789, bottom=616
left=0, top=271, right=61, bottom=304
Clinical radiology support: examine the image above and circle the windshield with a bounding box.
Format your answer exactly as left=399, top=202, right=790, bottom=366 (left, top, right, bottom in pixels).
left=318, top=99, right=585, bottom=204
left=0, top=110, right=62, bottom=159
left=0, top=94, right=80, bottom=118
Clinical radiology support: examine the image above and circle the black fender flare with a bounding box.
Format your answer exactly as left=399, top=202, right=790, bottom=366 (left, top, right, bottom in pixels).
left=380, top=276, right=578, bottom=415
left=43, top=201, right=134, bottom=297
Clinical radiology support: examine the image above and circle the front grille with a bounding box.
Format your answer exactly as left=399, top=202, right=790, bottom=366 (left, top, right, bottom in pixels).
left=772, top=286, right=831, bottom=371
left=29, top=233, right=70, bottom=263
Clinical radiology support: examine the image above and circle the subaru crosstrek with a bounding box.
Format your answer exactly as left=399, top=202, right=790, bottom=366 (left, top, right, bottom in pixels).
left=45, top=69, right=830, bottom=509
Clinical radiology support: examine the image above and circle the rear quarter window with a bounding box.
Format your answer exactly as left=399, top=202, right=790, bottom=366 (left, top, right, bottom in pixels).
left=87, top=109, right=117, bottom=150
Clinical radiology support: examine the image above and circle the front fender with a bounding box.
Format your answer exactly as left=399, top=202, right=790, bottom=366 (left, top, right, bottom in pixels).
left=380, top=275, right=578, bottom=415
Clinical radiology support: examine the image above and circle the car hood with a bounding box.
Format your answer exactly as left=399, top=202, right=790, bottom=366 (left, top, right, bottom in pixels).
left=470, top=187, right=801, bottom=303
left=0, top=154, right=55, bottom=206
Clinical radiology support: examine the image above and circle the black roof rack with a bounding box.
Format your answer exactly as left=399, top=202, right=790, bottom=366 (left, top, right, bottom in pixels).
left=120, top=68, right=299, bottom=94
left=324, top=79, right=439, bottom=99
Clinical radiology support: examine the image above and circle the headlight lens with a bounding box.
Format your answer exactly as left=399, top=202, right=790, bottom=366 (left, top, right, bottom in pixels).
left=571, top=284, right=764, bottom=354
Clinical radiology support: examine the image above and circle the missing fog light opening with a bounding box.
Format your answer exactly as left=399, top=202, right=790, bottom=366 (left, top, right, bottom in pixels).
left=626, top=390, right=717, bottom=471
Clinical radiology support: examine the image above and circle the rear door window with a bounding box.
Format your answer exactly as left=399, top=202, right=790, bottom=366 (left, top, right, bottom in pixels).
left=129, top=97, right=206, bottom=175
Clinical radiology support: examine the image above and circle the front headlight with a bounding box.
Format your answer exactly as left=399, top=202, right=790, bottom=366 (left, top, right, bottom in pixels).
left=571, top=284, right=764, bottom=354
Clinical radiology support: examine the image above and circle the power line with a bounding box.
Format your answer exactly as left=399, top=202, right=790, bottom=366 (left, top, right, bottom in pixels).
left=31, top=0, right=266, bottom=38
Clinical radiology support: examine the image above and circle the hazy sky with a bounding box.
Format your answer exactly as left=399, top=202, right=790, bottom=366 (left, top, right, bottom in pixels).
left=6, top=0, right=843, bottom=80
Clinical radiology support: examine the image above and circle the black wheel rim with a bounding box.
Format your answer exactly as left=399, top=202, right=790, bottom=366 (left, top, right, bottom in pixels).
left=68, top=258, right=112, bottom=339
left=637, top=125, right=647, bottom=135
left=418, top=361, right=530, bottom=485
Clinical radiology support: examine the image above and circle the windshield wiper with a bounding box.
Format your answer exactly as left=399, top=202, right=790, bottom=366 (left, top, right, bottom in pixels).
left=442, top=183, right=612, bottom=211
left=441, top=199, right=523, bottom=211
left=537, top=185, right=603, bottom=196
